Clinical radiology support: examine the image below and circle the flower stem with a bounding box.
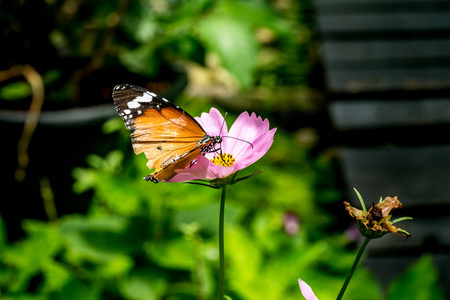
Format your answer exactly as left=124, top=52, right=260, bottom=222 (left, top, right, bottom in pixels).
left=336, top=237, right=370, bottom=300
left=219, top=186, right=227, bottom=299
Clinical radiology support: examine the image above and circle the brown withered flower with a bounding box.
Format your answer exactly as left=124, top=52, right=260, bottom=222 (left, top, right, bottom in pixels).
left=344, top=190, right=412, bottom=239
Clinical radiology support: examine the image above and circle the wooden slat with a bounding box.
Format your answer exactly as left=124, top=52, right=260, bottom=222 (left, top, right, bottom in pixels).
left=365, top=255, right=450, bottom=290
left=362, top=216, right=450, bottom=249
left=340, top=146, right=450, bottom=207
left=317, top=12, right=450, bottom=32
left=367, top=217, right=450, bottom=250
left=316, top=0, right=448, bottom=4
left=315, top=0, right=450, bottom=15
left=322, top=40, right=450, bottom=61
left=326, top=67, right=450, bottom=93
left=329, top=99, right=450, bottom=130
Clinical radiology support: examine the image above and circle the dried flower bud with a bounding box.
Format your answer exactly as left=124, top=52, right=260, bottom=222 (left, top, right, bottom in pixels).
left=344, top=195, right=412, bottom=239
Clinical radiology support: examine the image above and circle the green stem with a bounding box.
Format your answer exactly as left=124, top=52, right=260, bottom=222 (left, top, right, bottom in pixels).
left=336, top=237, right=370, bottom=300
left=219, top=186, right=227, bottom=299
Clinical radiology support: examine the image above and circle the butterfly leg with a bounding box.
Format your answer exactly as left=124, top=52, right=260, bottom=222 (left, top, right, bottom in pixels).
left=189, top=159, right=197, bottom=168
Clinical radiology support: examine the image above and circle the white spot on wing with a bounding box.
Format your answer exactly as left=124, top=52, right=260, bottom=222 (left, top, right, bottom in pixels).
left=128, top=101, right=140, bottom=109
left=135, top=92, right=154, bottom=102
left=124, top=109, right=131, bottom=114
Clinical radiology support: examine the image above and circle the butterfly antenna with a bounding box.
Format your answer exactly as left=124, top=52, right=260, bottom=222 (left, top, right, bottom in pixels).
left=217, top=112, right=228, bottom=157
left=219, top=112, right=254, bottom=149
left=219, top=112, right=227, bottom=136
left=222, top=136, right=254, bottom=149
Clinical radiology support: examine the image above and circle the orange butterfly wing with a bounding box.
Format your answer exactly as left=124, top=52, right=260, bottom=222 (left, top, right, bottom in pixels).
left=112, top=84, right=215, bottom=183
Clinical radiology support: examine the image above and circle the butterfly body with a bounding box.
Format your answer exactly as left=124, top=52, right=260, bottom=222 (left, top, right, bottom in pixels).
left=112, top=84, right=222, bottom=183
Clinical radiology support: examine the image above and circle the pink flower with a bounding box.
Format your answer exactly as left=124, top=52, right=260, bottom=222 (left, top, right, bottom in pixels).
left=168, top=108, right=276, bottom=182
left=284, top=212, right=300, bottom=236
left=298, top=278, right=319, bottom=300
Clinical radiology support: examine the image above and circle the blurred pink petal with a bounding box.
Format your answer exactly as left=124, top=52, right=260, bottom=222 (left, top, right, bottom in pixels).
left=167, top=108, right=276, bottom=182
left=298, top=278, right=318, bottom=300
left=284, top=212, right=300, bottom=236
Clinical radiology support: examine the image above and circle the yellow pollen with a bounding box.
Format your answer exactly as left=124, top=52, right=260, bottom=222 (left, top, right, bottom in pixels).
left=210, top=153, right=235, bottom=167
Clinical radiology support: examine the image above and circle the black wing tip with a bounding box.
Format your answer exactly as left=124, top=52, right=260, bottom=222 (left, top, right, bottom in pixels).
left=113, top=83, right=129, bottom=91
left=113, top=83, right=152, bottom=91
left=113, top=83, right=143, bottom=93
left=144, top=175, right=159, bottom=183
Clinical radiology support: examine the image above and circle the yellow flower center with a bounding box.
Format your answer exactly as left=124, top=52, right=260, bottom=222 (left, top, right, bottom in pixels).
left=210, top=153, right=235, bottom=167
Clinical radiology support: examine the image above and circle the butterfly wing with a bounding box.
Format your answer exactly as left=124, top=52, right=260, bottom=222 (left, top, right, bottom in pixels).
left=112, top=84, right=211, bottom=183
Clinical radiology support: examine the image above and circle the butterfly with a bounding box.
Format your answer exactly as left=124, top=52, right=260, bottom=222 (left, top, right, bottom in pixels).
left=112, top=84, right=222, bottom=183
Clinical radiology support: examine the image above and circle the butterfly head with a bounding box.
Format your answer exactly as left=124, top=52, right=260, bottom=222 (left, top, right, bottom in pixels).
left=200, top=135, right=223, bottom=154
left=212, top=135, right=223, bottom=145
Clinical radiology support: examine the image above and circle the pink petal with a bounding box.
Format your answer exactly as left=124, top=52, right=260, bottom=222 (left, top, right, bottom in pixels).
left=298, top=279, right=318, bottom=300
left=226, top=112, right=269, bottom=159
left=195, top=107, right=228, bottom=138
left=166, top=156, right=212, bottom=182
left=234, top=127, right=277, bottom=168
left=168, top=156, right=239, bottom=182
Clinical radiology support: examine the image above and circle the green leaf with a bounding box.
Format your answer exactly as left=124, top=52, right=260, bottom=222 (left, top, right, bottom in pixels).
left=120, top=44, right=159, bottom=77
left=226, top=226, right=262, bottom=288
left=41, top=260, right=72, bottom=293
left=196, top=15, right=257, bottom=88
left=353, top=188, right=367, bottom=212
left=119, top=268, right=168, bottom=300
left=97, top=254, right=134, bottom=279
left=220, top=0, right=286, bottom=32
left=174, top=203, right=241, bottom=235
left=0, top=81, right=31, bottom=100
left=53, top=278, right=101, bottom=300
left=345, top=268, right=383, bottom=300
left=59, top=215, right=149, bottom=262
left=121, top=2, right=158, bottom=44
left=2, top=221, right=62, bottom=293
left=388, top=254, right=444, bottom=300
left=102, top=117, right=123, bottom=134
left=72, top=167, right=97, bottom=193
left=391, top=216, right=413, bottom=224
left=144, top=237, right=194, bottom=270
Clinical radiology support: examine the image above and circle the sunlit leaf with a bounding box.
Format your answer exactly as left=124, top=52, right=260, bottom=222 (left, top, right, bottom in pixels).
left=388, top=254, right=444, bottom=300
left=120, top=44, right=159, bottom=77
left=119, top=268, right=168, bottom=300
left=196, top=15, right=257, bottom=88
left=97, top=254, right=134, bottom=279
left=121, top=2, right=158, bottom=43
left=145, top=237, right=195, bottom=270
left=174, top=202, right=241, bottom=235
left=41, top=260, right=72, bottom=293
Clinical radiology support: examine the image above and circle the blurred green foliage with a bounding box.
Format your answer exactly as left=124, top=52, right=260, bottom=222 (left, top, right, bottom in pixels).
left=1, top=116, right=444, bottom=299
left=1, top=0, right=314, bottom=103
left=0, top=118, right=350, bottom=299
left=1, top=0, right=445, bottom=299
